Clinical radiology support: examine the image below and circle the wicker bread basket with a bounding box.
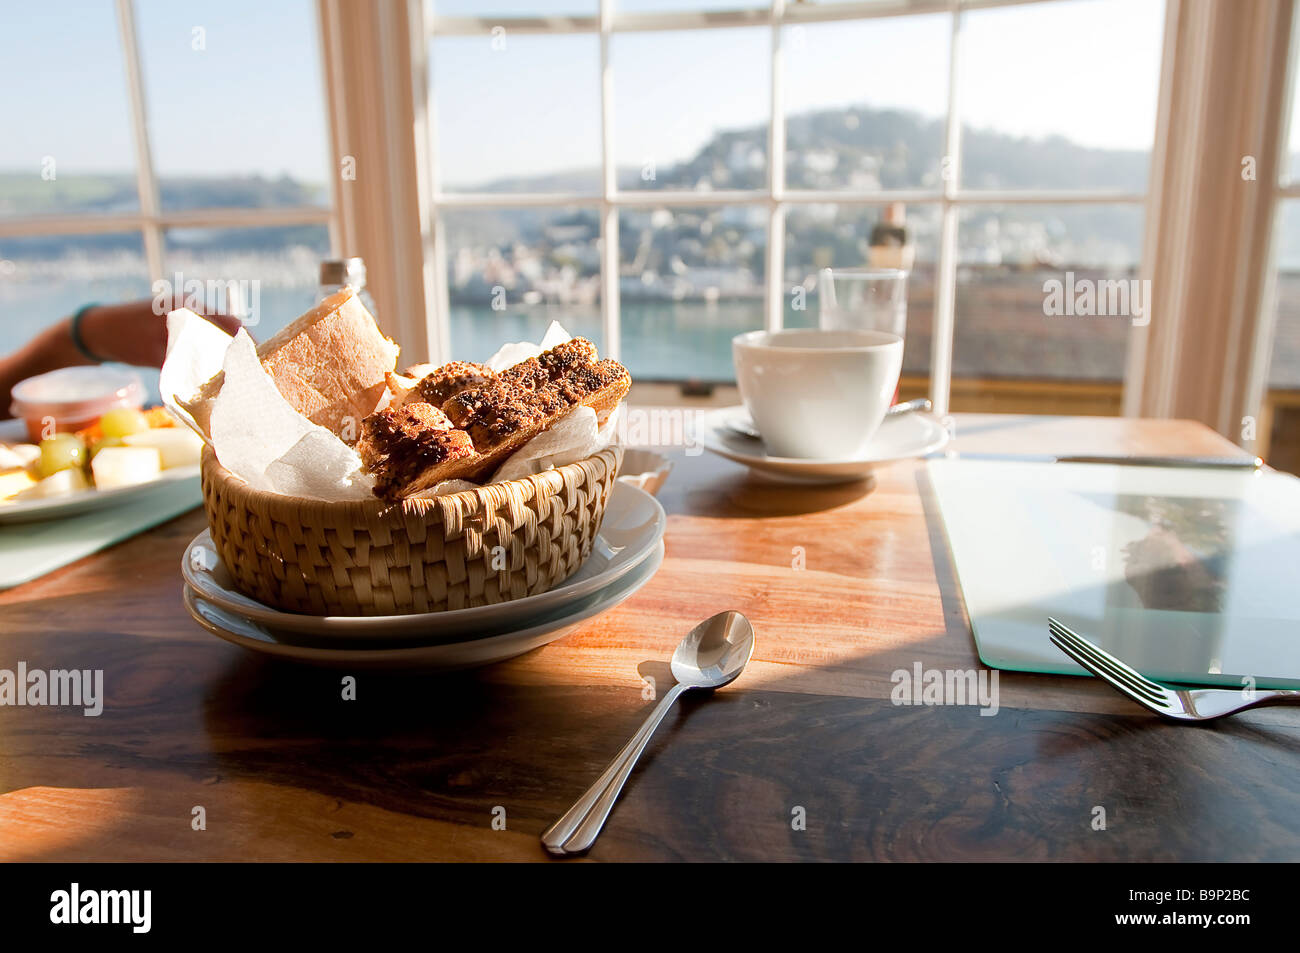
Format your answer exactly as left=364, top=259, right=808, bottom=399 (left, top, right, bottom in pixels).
left=200, top=444, right=623, bottom=616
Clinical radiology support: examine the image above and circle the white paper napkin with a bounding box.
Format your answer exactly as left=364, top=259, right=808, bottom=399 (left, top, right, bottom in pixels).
left=491, top=405, right=622, bottom=483
left=160, top=309, right=232, bottom=441
left=207, top=330, right=373, bottom=499
left=484, top=320, right=572, bottom=372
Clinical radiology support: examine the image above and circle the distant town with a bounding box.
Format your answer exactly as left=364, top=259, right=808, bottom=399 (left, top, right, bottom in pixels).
left=0, top=104, right=1296, bottom=386
left=439, top=104, right=1149, bottom=310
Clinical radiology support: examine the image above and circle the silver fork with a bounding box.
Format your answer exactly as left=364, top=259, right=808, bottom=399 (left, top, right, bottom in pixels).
left=1048, top=617, right=1300, bottom=722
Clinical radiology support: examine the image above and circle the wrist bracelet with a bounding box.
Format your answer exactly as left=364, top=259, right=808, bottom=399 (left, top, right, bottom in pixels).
left=70, top=303, right=108, bottom=363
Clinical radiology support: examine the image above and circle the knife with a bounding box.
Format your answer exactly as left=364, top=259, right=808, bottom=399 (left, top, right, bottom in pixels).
left=929, top=452, right=1264, bottom=470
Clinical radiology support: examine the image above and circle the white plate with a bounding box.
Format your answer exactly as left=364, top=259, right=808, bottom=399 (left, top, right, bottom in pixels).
left=700, top=405, right=950, bottom=484
left=0, top=419, right=201, bottom=524
left=181, top=480, right=666, bottom=642
left=183, top=541, right=664, bottom=670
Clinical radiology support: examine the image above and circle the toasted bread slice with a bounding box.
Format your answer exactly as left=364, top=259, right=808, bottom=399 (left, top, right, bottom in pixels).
left=359, top=338, right=629, bottom=501
left=356, top=401, right=474, bottom=499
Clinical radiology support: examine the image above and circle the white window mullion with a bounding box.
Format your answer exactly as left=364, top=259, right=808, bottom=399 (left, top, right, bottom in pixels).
left=932, top=207, right=959, bottom=416
left=432, top=1, right=963, bottom=37
left=766, top=0, right=786, bottom=333
left=599, top=0, right=620, bottom=361
left=0, top=207, right=332, bottom=239
left=315, top=1, right=344, bottom=257
left=428, top=214, right=451, bottom=363
left=1121, top=0, right=1179, bottom=417
left=410, top=0, right=448, bottom=364
left=766, top=204, right=786, bottom=334
left=1243, top=2, right=1300, bottom=435
left=431, top=189, right=1146, bottom=209
left=930, top=2, right=964, bottom=418
left=115, top=0, right=164, bottom=283
left=600, top=205, right=620, bottom=361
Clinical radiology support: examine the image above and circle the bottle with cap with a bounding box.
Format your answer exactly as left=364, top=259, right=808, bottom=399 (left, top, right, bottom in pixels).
left=867, top=203, right=916, bottom=272
left=317, top=258, right=378, bottom=316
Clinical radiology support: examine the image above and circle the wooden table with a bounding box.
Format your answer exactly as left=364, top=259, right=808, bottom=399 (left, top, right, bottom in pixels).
left=1, top=414, right=1296, bottom=862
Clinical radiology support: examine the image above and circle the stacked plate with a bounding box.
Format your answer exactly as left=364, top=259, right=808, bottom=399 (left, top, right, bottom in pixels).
left=181, top=482, right=666, bottom=671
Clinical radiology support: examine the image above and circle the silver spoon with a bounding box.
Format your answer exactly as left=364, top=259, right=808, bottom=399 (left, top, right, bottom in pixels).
left=541, top=610, right=756, bottom=856
left=724, top=397, right=931, bottom=441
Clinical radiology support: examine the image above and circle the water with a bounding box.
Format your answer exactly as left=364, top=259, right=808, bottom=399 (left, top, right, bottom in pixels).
left=1, top=278, right=755, bottom=396
left=451, top=301, right=765, bottom=380
left=1, top=282, right=322, bottom=405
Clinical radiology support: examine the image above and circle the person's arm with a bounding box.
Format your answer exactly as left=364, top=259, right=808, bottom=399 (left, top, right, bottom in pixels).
left=0, top=317, right=94, bottom=417
left=0, top=301, right=241, bottom=419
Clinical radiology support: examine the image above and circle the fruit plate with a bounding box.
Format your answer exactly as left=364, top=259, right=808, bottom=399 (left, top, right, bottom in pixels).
left=0, top=419, right=201, bottom=524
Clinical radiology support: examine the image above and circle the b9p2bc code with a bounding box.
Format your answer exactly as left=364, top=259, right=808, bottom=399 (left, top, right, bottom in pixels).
left=1199, top=890, right=1250, bottom=902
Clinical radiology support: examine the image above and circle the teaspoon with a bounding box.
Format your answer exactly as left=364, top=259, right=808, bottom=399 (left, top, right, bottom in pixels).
left=541, top=610, right=756, bottom=856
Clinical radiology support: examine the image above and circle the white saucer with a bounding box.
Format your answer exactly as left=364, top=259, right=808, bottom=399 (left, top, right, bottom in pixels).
left=183, top=541, right=664, bottom=670
left=181, top=481, right=665, bottom=642
left=700, top=405, right=950, bottom=484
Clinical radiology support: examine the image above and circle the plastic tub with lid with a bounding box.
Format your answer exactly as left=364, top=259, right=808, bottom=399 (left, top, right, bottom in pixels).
left=9, top=366, right=146, bottom=442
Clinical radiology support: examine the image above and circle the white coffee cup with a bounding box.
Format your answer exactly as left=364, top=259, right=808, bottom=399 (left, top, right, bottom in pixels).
left=732, top=328, right=903, bottom=459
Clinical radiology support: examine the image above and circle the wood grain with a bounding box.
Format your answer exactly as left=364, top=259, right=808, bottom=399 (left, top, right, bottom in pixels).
left=0, top=413, right=1295, bottom=861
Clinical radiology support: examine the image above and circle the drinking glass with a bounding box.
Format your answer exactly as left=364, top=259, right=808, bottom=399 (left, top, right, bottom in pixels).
left=817, top=268, right=908, bottom=338
left=818, top=268, right=907, bottom=405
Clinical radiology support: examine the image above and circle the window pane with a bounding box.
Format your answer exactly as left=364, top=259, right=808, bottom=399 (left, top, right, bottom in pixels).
left=784, top=203, right=938, bottom=379
left=952, top=204, right=1143, bottom=403
left=0, top=234, right=151, bottom=347
left=0, top=3, right=138, bottom=218
left=445, top=208, right=603, bottom=362
left=614, top=28, right=768, bottom=192
left=959, top=0, right=1163, bottom=191
left=434, top=35, right=601, bottom=193
left=1269, top=201, right=1300, bottom=388
left=163, top=225, right=330, bottom=337
left=618, top=205, right=766, bottom=380
left=784, top=15, right=950, bottom=191
left=136, top=0, right=330, bottom=211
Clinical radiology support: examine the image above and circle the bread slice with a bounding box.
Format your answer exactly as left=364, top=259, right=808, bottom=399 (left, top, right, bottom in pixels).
left=387, top=361, right=495, bottom=410
left=358, top=338, right=630, bottom=501
left=355, top=401, right=475, bottom=499
left=182, top=288, right=399, bottom=440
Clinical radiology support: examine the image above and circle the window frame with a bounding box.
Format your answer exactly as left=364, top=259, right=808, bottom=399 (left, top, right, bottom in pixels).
left=422, top=0, right=1155, bottom=415
left=0, top=0, right=1173, bottom=420
left=0, top=0, right=339, bottom=307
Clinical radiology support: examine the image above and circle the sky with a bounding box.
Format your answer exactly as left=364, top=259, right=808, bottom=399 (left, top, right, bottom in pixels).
left=433, top=0, right=1168, bottom=186
left=0, top=0, right=330, bottom=182
left=0, top=0, right=1176, bottom=188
